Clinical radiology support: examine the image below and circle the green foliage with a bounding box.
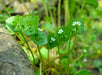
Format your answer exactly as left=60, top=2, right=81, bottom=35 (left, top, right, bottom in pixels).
left=61, top=58, right=68, bottom=69
left=48, top=34, right=59, bottom=49
left=67, top=19, right=84, bottom=34
left=56, top=26, right=70, bottom=43
left=31, top=31, right=47, bottom=46
left=4, top=0, right=99, bottom=74
left=40, top=47, right=48, bottom=60
left=6, top=15, right=39, bottom=36
left=42, top=23, right=55, bottom=33
left=75, top=70, right=91, bottom=75
left=99, top=68, right=102, bottom=75
left=44, top=17, right=52, bottom=23
left=93, top=59, right=102, bottom=68
left=6, top=15, right=20, bottom=32
left=22, top=47, right=38, bottom=64
left=86, top=0, right=98, bottom=8
left=20, top=15, right=39, bottom=36
left=35, top=71, right=40, bottom=75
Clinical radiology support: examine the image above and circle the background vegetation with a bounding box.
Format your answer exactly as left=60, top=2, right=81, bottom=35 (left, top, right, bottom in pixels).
left=0, top=0, right=102, bottom=75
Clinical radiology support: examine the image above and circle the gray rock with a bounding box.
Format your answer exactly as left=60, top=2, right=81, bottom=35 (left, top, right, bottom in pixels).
left=0, top=24, right=35, bottom=75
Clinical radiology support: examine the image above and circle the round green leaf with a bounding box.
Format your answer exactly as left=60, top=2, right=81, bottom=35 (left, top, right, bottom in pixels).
left=6, top=15, right=20, bottom=32
left=48, top=34, right=59, bottom=49
left=31, top=31, right=47, bottom=46
left=40, top=47, right=48, bottom=60
left=20, top=15, right=39, bottom=36
left=75, top=70, right=91, bottom=75
left=56, top=26, right=70, bottom=44
left=67, top=19, right=84, bottom=35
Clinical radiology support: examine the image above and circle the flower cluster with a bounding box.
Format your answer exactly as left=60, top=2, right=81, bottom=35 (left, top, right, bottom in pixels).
left=50, top=37, right=56, bottom=43
left=83, top=49, right=87, bottom=53
left=58, top=29, right=63, bottom=34
left=72, top=21, right=81, bottom=26
left=38, top=28, right=43, bottom=31
left=83, top=59, right=87, bottom=62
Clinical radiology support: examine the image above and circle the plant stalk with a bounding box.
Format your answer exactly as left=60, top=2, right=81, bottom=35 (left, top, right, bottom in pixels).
left=64, top=0, right=70, bottom=26
left=42, top=0, right=49, bottom=17
left=37, top=46, right=47, bottom=75
left=0, top=10, right=6, bottom=20
left=20, top=31, right=35, bottom=66
left=0, top=0, right=11, bottom=17
left=58, top=0, right=61, bottom=28
left=79, top=0, right=86, bottom=20
left=67, top=35, right=71, bottom=75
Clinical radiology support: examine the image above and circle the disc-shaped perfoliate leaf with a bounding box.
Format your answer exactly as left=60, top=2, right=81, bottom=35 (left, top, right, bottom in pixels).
left=67, top=19, right=84, bottom=35
left=75, top=70, right=91, bottom=75
left=6, top=15, right=20, bottom=32
left=20, top=15, right=39, bottom=36
left=86, top=0, right=98, bottom=8
left=40, top=47, right=48, bottom=60
left=31, top=31, right=47, bottom=46
left=56, top=26, right=70, bottom=44
left=48, top=34, right=59, bottom=49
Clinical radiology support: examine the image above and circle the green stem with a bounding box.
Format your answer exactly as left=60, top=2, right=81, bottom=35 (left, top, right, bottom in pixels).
left=58, top=0, right=61, bottom=28
left=69, top=47, right=80, bottom=63
left=49, top=7, right=56, bottom=28
left=72, top=53, right=83, bottom=63
left=79, top=0, right=86, bottom=20
left=20, top=31, right=35, bottom=66
left=58, top=46, right=61, bottom=62
left=42, top=0, right=49, bottom=17
left=48, top=49, right=49, bottom=62
left=47, top=45, right=49, bottom=62
left=21, top=0, right=31, bottom=15
left=67, top=36, right=71, bottom=75
left=0, top=0, right=11, bottom=17
left=37, top=46, right=47, bottom=75
left=64, top=0, right=70, bottom=26
left=48, top=30, right=78, bottom=65
left=0, top=10, right=6, bottom=20
left=52, top=1, right=56, bottom=27
left=52, top=0, right=56, bottom=27
left=40, top=63, right=42, bottom=75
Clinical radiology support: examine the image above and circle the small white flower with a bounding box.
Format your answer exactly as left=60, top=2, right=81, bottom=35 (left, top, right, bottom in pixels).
left=78, top=22, right=81, bottom=26
left=58, top=29, right=63, bottom=34
left=38, top=28, right=43, bottom=31
left=83, top=49, right=87, bottom=53
left=83, top=59, right=87, bottom=62
left=72, top=21, right=81, bottom=26
left=51, top=37, right=56, bottom=42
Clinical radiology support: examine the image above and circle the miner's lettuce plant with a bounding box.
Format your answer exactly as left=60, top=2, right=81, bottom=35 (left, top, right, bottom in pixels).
left=4, top=0, right=99, bottom=75
left=6, top=14, right=85, bottom=75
